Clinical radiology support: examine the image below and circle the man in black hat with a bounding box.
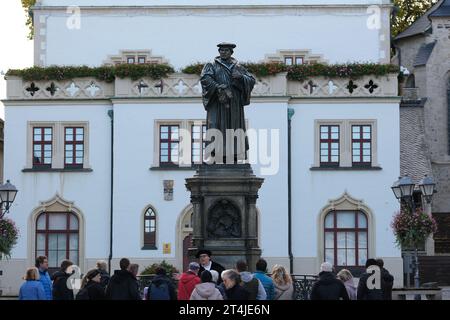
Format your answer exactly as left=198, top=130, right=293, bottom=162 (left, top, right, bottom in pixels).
left=200, top=42, right=255, bottom=163
left=196, top=249, right=225, bottom=284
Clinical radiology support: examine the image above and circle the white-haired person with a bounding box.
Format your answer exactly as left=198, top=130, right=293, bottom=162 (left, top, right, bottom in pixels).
left=310, top=262, right=349, bottom=300
left=210, top=269, right=226, bottom=299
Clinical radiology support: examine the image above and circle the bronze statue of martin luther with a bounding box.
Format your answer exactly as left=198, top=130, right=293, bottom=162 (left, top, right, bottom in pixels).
left=200, top=43, right=256, bottom=163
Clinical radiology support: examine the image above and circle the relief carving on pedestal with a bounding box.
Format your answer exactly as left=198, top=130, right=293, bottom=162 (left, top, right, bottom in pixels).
left=207, top=199, right=241, bottom=238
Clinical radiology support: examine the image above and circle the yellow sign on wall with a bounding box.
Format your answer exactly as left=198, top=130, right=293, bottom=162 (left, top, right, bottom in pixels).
left=163, top=243, right=171, bottom=254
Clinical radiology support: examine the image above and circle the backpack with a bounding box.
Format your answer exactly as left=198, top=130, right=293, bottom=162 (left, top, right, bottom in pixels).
left=147, top=281, right=170, bottom=300
left=75, top=287, right=90, bottom=300
left=241, top=278, right=259, bottom=300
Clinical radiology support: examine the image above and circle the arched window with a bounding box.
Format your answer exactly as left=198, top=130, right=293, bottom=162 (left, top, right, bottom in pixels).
left=324, top=211, right=368, bottom=267
left=36, top=212, right=79, bottom=269
left=143, top=206, right=156, bottom=248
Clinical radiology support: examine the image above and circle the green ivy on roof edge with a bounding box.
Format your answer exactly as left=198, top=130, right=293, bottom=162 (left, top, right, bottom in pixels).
left=6, top=62, right=400, bottom=83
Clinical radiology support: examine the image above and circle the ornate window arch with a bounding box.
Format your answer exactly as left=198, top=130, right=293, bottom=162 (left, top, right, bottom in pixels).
left=317, top=192, right=375, bottom=268
left=29, top=194, right=85, bottom=272
left=142, top=205, right=157, bottom=249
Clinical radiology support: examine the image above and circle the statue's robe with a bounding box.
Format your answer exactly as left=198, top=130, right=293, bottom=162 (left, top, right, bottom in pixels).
left=200, top=57, right=255, bottom=162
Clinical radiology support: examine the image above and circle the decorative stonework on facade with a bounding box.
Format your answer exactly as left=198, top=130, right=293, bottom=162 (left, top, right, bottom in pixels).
left=163, top=180, right=174, bottom=201
left=6, top=73, right=398, bottom=100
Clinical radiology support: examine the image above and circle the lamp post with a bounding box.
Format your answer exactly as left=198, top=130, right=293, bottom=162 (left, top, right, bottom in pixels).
left=391, top=175, right=435, bottom=294
left=0, top=180, right=18, bottom=219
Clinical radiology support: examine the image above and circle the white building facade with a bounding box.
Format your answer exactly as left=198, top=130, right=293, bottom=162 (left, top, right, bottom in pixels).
left=1, top=0, right=402, bottom=295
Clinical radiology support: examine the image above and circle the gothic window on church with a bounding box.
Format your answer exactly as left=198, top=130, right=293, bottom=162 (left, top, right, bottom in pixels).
left=36, top=212, right=79, bottom=270
left=191, top=124, right=207, bottom=164
left=64, top=127, right=84, bottom=168
left=33, top=127, right=52, bottom=168
left=143, top=206, right=157, bottom=249
left=159, top=125, right=179, bottom=165
left=352, top=125, right=372, bottom=166
left=324, top=211, right=368, bottom=267
left=320, top=125, right=340, bottom=166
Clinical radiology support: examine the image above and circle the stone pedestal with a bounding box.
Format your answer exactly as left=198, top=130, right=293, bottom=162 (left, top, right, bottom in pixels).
left=185, top=164, right=264, bottom=271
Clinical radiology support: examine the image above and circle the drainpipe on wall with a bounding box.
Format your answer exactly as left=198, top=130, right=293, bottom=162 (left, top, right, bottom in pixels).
left=107, top=110, right=114, bottom=275
left=287, top=108, right=295, bottom=274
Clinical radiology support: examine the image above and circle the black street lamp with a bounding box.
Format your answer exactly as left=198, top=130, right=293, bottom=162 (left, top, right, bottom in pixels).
left=0, top=180, right=18, bottom=219
left=391, top=175, right=436, bottom=296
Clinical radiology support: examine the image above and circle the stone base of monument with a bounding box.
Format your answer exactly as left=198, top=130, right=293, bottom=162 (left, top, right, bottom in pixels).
left=185, top=164, right=264, bottom=271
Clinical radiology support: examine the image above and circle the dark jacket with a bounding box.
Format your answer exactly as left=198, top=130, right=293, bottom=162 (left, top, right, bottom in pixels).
left=198, top=261, right=225, bottom=284
left=148, top=274, right=177, bottom=300
left=105, top=270, right=141, bottom=300
left=381, top=268, right=394, bottom=300
left=85, top=281, right=107, bottom=300
left=99, top=269, right=110, bottom=289
left=52, top=271, right=74, bottom=300
left=225, top=283, right=250, bottom=300
left=357, top=270, right=384, bottom=300
left=310, top=272, right=349, bottom=300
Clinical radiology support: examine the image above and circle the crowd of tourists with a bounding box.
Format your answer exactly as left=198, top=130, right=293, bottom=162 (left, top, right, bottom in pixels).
left=18, top=250, right=393, bottom=301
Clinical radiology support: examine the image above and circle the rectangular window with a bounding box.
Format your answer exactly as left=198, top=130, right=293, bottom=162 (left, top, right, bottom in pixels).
left=127, top=56, right=135, bottom=64
left=33, top=127, right=52, bottom=167
left=320, top=125, right=340, bottom=166
left=138, top=56, right=146, bottom=64
left=295, top=57, right=304, bottom=65
left=352, top=125, right=372, bottom=166
left=284, top=56, right=293, bottom=66
left=64, top=127, right=84, bottom=168
left=191, top=124, right=207, bottom=164
left=159, top=125, right=179, bottom=165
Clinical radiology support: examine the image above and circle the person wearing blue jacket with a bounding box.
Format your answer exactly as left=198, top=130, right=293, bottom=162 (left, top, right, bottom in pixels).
left=35, top=256, right=52, bottom=300
left=253, top=258, right=275, bottom=300
left=19, top=267, right=46, bottom=300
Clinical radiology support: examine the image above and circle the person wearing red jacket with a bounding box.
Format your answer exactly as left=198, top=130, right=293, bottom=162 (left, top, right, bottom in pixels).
left=177, top=262, right=201, bottom=300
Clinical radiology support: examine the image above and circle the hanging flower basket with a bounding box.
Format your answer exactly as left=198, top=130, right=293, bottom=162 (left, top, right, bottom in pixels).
left=0, top=218, right=19, bottom=260
left=391, top=208, right=438, bottom=249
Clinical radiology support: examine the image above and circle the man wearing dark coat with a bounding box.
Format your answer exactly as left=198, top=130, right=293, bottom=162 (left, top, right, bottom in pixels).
left=197, top=249, right=225, bottom=284
left=200, top=43, right=255, bottom=163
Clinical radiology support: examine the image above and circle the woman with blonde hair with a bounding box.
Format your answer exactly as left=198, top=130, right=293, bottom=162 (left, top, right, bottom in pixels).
left=271, top=264, right=294, bottom=300
left=19, top=267, right=46, bottom=300
left=337, top=269, right=357, bottom=300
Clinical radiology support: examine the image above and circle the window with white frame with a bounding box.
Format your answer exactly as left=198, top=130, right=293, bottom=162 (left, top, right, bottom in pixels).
left=159, top=125, right=179, bottom=165
left=33, top=127, right=53, bottom=168
left=324, top=210, right=368, bottom=267
left=191, top=124, right=207, bottom=164
left=314, top=120, right=377, bottom=169
left=27, top=122, right=89, bottom=170
left=320, top=125, right=340, bottom=166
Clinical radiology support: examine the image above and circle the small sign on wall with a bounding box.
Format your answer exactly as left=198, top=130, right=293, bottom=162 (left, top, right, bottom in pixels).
left=163, top=243, right=171, bottom=254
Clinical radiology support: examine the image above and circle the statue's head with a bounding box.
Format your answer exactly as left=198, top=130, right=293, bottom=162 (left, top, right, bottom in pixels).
left=217, top=42, right=236, bottom=60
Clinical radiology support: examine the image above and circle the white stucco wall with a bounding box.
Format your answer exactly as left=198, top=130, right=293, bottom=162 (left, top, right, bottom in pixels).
left=290, top=101, right=401, bottom=260
left=111, top=101, right=289, bottom=259
left=34, top=5, right=390, bottom=67
left=37, top=1, right=391, bottom=7
left=3, top=104, right=112, bottom=261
